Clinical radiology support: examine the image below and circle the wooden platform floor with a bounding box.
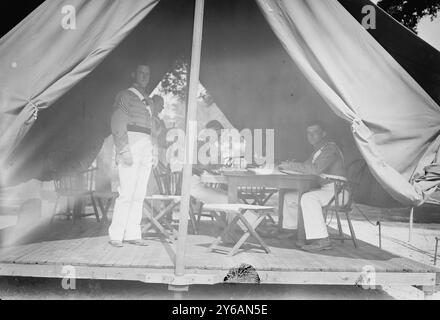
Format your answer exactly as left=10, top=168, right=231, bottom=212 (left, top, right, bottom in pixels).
left=0, top=219, right=438, bottom=287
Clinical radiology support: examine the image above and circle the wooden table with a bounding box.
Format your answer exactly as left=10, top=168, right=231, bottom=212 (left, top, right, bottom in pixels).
left=202, top=170, right=318, bottom=241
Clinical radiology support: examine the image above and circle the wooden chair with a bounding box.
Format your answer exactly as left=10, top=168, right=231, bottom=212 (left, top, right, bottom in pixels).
left=143, top=162, right=198, bottom=241
left=238, top=187, right=278, bottom=225
left=238, top=187, right=278, bottom=206
left=51, top=167, right=100, bottom=223
left=204, top=203, right=274, bottom=256
left=92, top=190, right=118, bottom=222
left=323, top=160, right=366, bottom=248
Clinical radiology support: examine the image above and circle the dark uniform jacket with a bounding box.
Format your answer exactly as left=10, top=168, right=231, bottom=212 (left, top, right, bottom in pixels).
left=282, top=142, right=345, bottom=185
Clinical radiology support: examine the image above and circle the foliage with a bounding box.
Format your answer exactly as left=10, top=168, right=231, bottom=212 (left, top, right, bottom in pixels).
left=158, top=58, right=214, bottom=105
left=377, top=0, right=440, bottom=33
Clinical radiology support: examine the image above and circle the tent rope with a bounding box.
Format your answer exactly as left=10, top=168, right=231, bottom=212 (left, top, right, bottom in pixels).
left=24, top=100, right=39, bottom=125
left=353, top=203, right=381, bottom=227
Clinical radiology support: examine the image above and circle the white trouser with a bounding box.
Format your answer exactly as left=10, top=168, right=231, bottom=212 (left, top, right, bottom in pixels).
left=109, top=132, right=153, bottom=241
left=283, top=184, right=335, bottom=240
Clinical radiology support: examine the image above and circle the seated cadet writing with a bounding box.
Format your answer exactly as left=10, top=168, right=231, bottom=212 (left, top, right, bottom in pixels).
left=278, top=121, right=345, bottom=252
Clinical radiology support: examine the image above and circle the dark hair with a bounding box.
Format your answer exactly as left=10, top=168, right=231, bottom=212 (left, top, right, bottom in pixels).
left=132, top=62, right=150, bottom=73
left=306, top=120, right=326, bottom=132
left=205, top=120, right=224, bottom=131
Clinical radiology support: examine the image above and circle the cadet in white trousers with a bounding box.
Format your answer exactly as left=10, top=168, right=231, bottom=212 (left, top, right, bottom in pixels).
left=108, top=64, right=155, bottom=248
left=279, top=121, right=345, bottom=252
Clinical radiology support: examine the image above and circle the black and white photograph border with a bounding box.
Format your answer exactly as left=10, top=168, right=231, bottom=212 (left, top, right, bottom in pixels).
left=0, top=0, right=439, bottom=301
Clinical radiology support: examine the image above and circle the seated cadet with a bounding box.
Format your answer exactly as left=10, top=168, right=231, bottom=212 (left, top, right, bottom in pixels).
left=191, top=120, right=256, bottom=240
left=191, top=120, right=231, bottom=204
left=278, top=121, right=345, bottom=252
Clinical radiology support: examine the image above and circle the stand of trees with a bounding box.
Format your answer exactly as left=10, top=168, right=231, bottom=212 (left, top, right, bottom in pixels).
left=378, top=0, right=440, bottom=33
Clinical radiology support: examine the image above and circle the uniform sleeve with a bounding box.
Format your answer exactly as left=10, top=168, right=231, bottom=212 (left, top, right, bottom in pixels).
left=283, top=145, right=338, bottom=175
left=111, top=92, right=130, bottom=155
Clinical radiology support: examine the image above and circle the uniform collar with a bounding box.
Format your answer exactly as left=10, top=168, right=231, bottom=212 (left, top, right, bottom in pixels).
left=132, top=83, right=147, bottom=97
left=313, top=140, right=328, bottom=152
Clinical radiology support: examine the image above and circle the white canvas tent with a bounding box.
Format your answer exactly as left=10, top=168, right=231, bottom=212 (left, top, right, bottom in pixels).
left=0, top=0, right=439, bottom=294
left=1, top=0, right=440, bottom=206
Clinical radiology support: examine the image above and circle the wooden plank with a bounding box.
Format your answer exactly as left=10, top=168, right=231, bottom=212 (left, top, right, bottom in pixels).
left=0, top=242, right=45, bottom=263
left=51, top=237, right=101, bottom=265
left=0, top=263, right=435, bottom=287
left=61, top=237, right=106, bottom=266
left=144, top=239, right=171, bottom=269
left=130, top=242, right=157, bottom=268
left=257, top=271, right=436, bottom=286
left=14, top=241, right=62, bottom=265
left=107, top=241, right=138, bottom=268
left=142, top=241, right=161, bottom=268
left=93, top=243, right=121, bottom=267
left=340, top=240, right=433, bottom=273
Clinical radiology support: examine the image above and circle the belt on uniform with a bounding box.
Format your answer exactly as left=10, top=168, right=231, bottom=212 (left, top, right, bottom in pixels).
left=127, top=125, right=151, bottom=135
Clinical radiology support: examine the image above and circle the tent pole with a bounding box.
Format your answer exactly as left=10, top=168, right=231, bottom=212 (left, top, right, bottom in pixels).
left=175, top=0, right=205, bottom=278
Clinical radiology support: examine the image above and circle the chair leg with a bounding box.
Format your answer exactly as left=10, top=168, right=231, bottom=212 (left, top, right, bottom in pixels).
left=148, top=216, right=175, bottom=242
left=208, top=215, right=240, bottom=253
left=335, top=211, right=345, bottom=244
left=50, top=196, right=60, bottom=224
left=278, top=190, right=285, bottom=229
left=188, top=205, right=198, bottom=235
left=235, top=212, right=271, bottom=255
left=324, top=208, right=329, bottom=223
left=97, top=197, right=112, bottom=222
left=90, top=194, right=100, bottom=223
left=209, top=211, right=227, bottom=229
left=229, top=231, right=251, bottom=256
left=142, top=200, right=180, bottom=239
left=346, top=212, right=358, bottom=248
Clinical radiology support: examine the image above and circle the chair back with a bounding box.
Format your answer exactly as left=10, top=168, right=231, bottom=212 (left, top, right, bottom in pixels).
left=327, top=159, right=367, bottom=210
left=153, top=162, right=182, bottom=196
left=54, top=167, right=97, bottom=196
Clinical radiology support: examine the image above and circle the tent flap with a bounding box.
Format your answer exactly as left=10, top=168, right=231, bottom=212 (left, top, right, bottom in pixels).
left=256, top=0, right=440, bottom=206
left=0, top=0, right=158, bottom=180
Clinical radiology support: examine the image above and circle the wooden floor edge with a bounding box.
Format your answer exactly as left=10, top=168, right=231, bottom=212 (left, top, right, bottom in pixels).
left=0, top=263, right=437, bottom=287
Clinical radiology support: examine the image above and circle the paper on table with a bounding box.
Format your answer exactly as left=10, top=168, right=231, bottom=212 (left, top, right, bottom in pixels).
left=247, top=168, right=285, bottom=175
left=279, top=169, right=304, bottom=175
left=220, top=167, right=248, bottom=173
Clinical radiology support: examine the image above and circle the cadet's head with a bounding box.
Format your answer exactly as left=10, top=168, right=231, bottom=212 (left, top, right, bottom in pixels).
left=132, top=64, right=150, bottom=89
left=306, top=120, right=327, bottom=148
left=152, top=95, right=164, bottom=116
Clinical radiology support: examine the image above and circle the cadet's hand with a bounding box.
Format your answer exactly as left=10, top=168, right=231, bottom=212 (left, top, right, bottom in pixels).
left=119, top=152, right=134, bottom=166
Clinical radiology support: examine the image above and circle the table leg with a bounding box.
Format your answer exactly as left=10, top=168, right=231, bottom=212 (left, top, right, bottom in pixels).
left=278, top=190, right=285, bottom=229
left=297, top=191, right=306, bottom=242
left=228, top=179, right=239, bottom=203
left=227, top=179, right=239, bottom=224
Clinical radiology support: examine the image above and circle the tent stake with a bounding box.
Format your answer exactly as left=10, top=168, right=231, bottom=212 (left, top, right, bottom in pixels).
left=377, top=221, right=382, bottom=249
left=175, top=0, right=205, bottom=278
left=434, top=237, right=439, bottom=266
left=408, top=206, right=414, bottom=243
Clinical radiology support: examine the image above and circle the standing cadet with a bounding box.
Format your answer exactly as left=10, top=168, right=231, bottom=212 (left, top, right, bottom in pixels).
left=108, top=64, right=154, bottom=247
